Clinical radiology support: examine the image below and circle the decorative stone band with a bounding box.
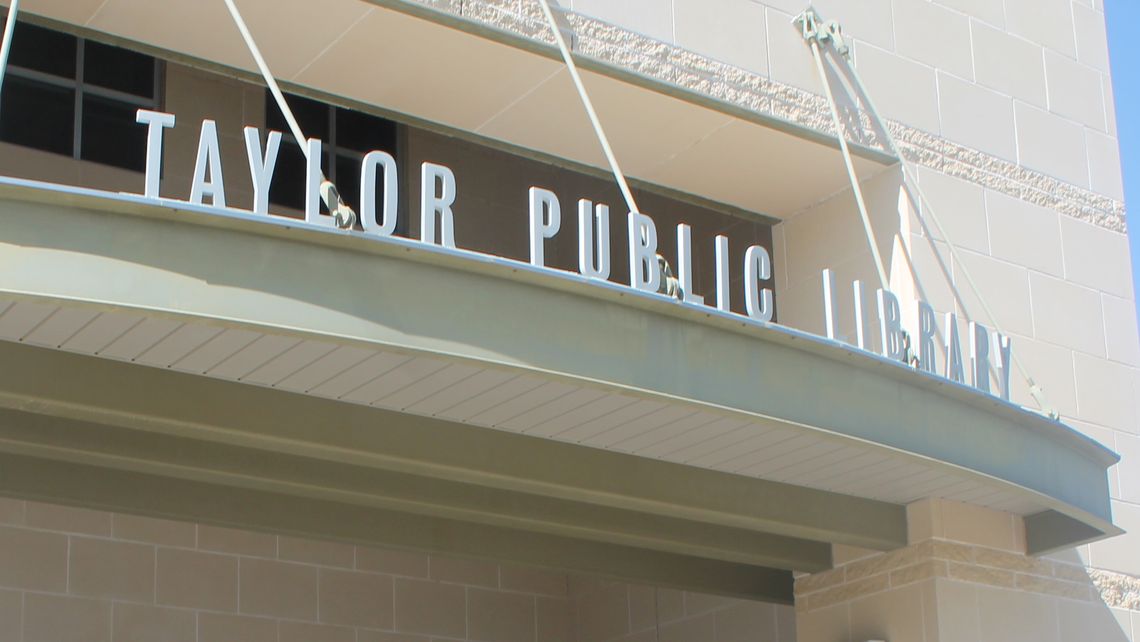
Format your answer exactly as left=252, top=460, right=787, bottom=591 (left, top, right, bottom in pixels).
left=1090, top=568, right=1140, bottom=612
left=794, top=539, right=1140, bottom=613
left=404, top=0, right=1126, bottom=234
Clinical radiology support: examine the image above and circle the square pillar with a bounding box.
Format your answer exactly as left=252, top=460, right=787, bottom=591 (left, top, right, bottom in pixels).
left=794, top=499, right=1130, bottom=642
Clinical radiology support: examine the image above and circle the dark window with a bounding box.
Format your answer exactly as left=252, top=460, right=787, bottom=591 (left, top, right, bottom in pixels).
left=336, top=107, right=396, bottom=154
left=83, top=40, right=155, bottom=98
left=80, top=94, right=148, bottom=169
left=0, top=76, right=74, bottom=155
left=269, top=142, right=325, bottom=214
left=7, top=22, right=76, bottom=78
left=334, top=154, right=360, bottom=213
left=0, top=18, right=161, bottom=172
left=266, top=93, right=329, bottom=143
left=266, top=91, right=398, bottom=218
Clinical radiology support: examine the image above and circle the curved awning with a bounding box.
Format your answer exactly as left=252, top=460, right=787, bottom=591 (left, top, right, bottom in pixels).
left=0, top=179, right=1118, bottom=601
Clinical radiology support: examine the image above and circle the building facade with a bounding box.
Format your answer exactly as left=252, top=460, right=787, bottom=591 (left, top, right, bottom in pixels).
left=0, top=0, right=1135, bottom=641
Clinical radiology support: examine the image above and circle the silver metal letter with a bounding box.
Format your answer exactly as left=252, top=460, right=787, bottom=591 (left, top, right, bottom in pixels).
left=993, top=331, right=1012, bottom=401
left=744, top=245, right=774, bottom=322
left=853, top=280, right=867, bottom=350
left=136, top=109, right=175, bottom=200
left=628, top=212, right=660, bottom=292
left=917, top=301, right=938, bottom=374
left=577, top=200, right=611, bottom=280
left=877, top=288, right=903, bottom=360
left=715, top=235, right=730, bottom=312
left=190, top=120, right=226, bottom=208
left=244, top=127, right=281, bottom=215
left=528, top=187, right=561, bottom=267
left=360, top=150, right=398, bottom=237
left=969, top=321, right=991, bottom=393
left=420, top=162, right=457, bottom=248
left=944, top=312, right=966, bottom=383
left=822, top=269, right=838, bottom=340
left=304, top=138, right=330, bottom=227
left=676, top=224, right=704, bottom=305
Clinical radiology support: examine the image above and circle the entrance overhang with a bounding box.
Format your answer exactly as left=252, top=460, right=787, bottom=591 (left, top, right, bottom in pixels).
left=0, top=179, right=1120, bottom=601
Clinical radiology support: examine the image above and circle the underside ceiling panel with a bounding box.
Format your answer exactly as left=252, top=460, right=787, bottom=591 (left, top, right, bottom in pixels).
left=18, top=0, right=888, bottom=218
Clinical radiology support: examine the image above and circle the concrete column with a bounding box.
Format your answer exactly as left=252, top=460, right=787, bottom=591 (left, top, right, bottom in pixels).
left=795, top=498, right=1130, bottom=642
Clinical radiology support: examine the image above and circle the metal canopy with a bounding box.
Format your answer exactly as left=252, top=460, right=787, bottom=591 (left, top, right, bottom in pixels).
left=0, top=180, right=1120, bottom=587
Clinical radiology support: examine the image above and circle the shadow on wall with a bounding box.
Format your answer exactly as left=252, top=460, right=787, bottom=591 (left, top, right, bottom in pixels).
left=773, top=40, right=1037, bottom=397
left=772, top=24, right=907, bottom=348
left=773, top=166, right=905, bottom=350
left=570, top=576, right=796, bottom=642
left=1047, top=548, right=1135, bottom=642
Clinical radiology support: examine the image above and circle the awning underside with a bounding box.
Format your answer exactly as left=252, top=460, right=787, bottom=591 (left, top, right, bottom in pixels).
left=0, top=181, right=1119, bottom=603
left=16, top=0, right=888, bottom=220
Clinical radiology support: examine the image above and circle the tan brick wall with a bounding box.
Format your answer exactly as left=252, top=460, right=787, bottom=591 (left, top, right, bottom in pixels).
left=0, top=497, right=575, bottom=642
left=0, top=497, right=793, bottom=642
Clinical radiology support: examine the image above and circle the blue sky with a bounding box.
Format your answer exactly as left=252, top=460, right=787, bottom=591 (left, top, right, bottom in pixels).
left=1105, top=0, right=1140, bottom=309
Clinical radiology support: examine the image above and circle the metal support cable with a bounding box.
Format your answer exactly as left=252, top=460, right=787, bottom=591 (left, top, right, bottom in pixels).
left=857, top=82, right=1052, bottom=414
left=222, top=0, right=355, bottom=228
left=796, top=9, right=1054, bottom=416
left=806, top=35, right=889, bottom=291
left=0, top=0, right=21, bottom=121
left=535, top=0, right=640, bottom=217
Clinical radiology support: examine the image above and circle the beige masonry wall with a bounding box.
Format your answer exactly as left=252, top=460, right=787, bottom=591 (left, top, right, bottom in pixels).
left=0, top=497, right=571, bottom=642
left=0, top=497, right=795, bottom=642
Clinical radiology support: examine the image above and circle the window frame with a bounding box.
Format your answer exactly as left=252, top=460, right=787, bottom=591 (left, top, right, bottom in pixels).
left=2, top=23, right=163, bottom=169
left=266, top=90, right=399, bottom=213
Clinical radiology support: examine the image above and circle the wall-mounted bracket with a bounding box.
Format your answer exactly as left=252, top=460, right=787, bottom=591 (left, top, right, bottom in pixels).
left=793, top=8, right=851, bottom=59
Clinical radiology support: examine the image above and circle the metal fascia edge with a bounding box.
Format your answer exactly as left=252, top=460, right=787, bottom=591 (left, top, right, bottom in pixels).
left=0, top=177, right=1120, bottom=473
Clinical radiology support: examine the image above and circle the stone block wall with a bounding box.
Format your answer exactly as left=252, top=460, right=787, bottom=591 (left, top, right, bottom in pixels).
left=0, top=497, right=795, bottom=642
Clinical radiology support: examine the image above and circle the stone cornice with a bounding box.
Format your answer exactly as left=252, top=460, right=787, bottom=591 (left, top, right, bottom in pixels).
left=1089, top=567, right=1140, bottom=611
